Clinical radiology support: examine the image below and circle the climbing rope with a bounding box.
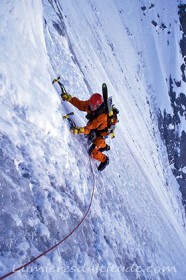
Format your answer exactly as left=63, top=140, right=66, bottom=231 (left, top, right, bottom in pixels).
left=0, top=161, right=96, bottom=280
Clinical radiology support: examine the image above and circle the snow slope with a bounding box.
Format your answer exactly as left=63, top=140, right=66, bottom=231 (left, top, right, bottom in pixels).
left=0, top=0, right=186, bottom=279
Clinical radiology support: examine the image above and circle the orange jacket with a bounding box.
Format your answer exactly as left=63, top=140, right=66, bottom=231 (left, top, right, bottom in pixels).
left=69, top=97, right=108, bottom=135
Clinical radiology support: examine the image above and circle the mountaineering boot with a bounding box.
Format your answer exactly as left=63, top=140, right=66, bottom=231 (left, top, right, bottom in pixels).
left=99, top=144, right=110, bottom=152
left=98, top=156, right=109, bottom=171
left=88, top=144, right=96, bottom=155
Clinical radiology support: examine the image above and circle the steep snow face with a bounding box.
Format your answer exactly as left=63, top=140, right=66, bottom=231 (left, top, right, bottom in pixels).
left=0, top=0, right=186, bottom=280
left=138, top=0, right=186, bottom=205
left=0, top=0, right=61, bottom=138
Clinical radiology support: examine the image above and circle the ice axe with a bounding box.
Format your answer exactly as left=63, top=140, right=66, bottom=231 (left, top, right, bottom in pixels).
left=62, top=112, right=74, bottom=119
left=62, top=112, right=76, bottom=129
left=52, top=76, right=67, bottom=94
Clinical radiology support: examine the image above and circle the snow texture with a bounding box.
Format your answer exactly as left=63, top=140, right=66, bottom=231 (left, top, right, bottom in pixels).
left=0, top=0, right=186, bottom=279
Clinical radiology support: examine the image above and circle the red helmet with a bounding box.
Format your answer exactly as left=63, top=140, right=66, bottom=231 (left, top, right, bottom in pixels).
left=89, top=93, right=103, bottom=106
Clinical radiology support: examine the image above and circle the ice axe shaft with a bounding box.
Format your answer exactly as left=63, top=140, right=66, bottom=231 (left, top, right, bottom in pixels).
left=52, top=76, right=67, bottom=94
left=62, top=112, right=74, bottom=119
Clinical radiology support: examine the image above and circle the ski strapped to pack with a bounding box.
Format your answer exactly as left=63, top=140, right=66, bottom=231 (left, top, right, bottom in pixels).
left=102, top=83, right=119, bottom=138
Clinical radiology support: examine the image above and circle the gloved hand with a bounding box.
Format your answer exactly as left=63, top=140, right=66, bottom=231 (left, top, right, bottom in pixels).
left=110, top=132, right=115, bottom=139
left=71, top=127, right=84, bottom=135
left=61, top=92, right=72, bottom=101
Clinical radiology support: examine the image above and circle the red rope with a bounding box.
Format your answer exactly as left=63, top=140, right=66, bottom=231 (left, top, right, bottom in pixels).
left=0, top=163, right=96, bottom=280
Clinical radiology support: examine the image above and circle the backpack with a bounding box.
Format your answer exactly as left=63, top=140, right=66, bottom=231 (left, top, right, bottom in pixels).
left=86, top=83, right=119, bottom=141
left=107, top=105, right=119, bottom=135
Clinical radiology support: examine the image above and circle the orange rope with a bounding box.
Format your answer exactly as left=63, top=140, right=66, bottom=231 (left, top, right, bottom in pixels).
left=0, top=162, right=96, bottom=280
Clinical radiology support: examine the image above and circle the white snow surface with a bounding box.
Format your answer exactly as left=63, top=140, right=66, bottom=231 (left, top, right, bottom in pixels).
left=0, top=0, right=186, bottom=279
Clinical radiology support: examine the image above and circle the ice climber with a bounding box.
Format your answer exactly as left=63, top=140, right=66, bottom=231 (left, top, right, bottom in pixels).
left=61, top=91, right=116, bottom=171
